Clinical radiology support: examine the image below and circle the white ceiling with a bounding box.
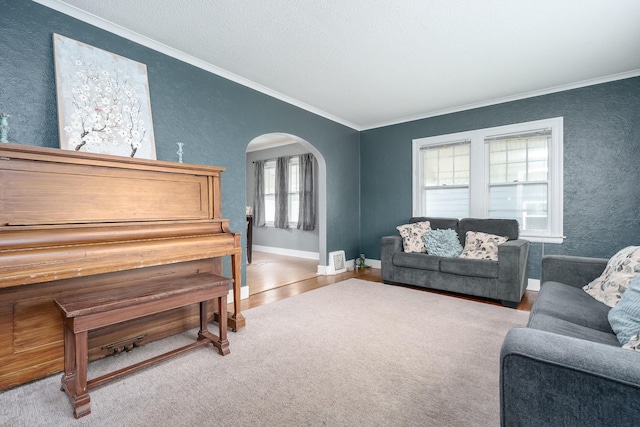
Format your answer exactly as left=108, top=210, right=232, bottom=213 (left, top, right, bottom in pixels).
left=40, top=0, right=640, bottom=131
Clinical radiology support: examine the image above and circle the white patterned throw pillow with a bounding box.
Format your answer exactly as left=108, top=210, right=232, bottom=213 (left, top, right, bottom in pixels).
left=583, top=246, right=640, bottom=308
left=396, top=221, right=431, bottom=253
left=623, top=331, right=640, bottom=352
left=459, top=231, right=507, bottom=261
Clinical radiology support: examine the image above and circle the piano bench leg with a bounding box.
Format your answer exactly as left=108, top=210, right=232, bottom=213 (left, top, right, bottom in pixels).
left=198, top=298, right=230, bottom=356
left=60, top=327, right=92, bottom=419
left=216, top=295, right=230, bottom=355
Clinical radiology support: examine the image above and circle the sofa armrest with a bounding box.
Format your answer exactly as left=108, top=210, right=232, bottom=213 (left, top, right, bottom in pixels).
left=497, top=239, right=530, bottom=304
left=501, top=327, right=640, bottom=427
left=381, top=236, right=403, bottom=282
left=540, top=255, right=608, bottom=289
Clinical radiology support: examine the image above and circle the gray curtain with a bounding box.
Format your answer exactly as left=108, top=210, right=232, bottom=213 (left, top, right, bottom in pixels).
left=274, top=156, right=289, bottom=229
left=298, top=153, right=315, bottom=230
left=253, top=160, right=265, bottom=227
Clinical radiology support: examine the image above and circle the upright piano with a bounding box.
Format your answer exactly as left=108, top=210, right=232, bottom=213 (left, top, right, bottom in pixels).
left=0, top=143, right=244, bottom=391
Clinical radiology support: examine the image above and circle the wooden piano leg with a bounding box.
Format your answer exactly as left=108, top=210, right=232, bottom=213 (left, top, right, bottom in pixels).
left=228, top=251, right=245, bottom=331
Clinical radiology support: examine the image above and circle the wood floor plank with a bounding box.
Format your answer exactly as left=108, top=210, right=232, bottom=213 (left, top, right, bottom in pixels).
left=238, top=251, right=536, bottom=313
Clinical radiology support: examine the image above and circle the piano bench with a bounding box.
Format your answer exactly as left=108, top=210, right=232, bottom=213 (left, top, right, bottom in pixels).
left=54, top=273, right=233, bottom=419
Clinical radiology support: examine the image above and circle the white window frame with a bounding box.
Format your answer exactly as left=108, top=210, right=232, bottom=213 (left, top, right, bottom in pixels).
left=288, top=156, right=300, bottom=226
left=263, top=159, right=276, bottom=226
left=412, top=117, right=564, bottom=243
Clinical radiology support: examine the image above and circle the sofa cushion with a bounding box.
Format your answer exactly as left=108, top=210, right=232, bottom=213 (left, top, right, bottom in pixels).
left=440, top=257, right=499, bottom=279
left=393, top=252, right=440, bottom=271
left=608, top=275, right=640, bottom=345
left=396, top=221, right=431, bottom=253
left=534, top=282, right=613, bottom=333
left=528, top=313, right=621, bottom=346
left=459, top=231, right=507, bottom=261
left=422, top=228, right=463, bottom=257
left=583, top=246, right=640, bottom=307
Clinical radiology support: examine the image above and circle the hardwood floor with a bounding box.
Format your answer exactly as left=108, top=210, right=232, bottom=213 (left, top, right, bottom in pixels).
left=246, top=251, right=319, bottom=295
left=238, top=251, right=536, bottom=312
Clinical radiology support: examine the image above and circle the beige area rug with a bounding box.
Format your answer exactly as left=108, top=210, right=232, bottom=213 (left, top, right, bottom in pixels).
left=0, top=279, right=528, bottom=426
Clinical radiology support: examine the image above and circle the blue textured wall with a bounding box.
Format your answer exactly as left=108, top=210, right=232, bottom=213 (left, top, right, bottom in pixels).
left=2, top=1, right=639, bottom=282
left=361, top=78, right=640, bottom=278
left=0, top=1, right=361, bottom=283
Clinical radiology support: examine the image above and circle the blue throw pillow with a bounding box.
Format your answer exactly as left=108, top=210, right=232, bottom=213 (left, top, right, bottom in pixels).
left=422, top=229, right=463, bottom=258
left=608, top=274, right=640, bottom=345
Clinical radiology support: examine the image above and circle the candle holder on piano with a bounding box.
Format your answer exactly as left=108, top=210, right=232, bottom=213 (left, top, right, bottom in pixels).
left=176, top=142, right=184, bottom=163
left=0, top=113, right=10, bottom=143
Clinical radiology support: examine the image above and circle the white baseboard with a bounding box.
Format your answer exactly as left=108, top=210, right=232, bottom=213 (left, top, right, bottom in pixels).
left=363, top=259, right=382, bottom=269
left=228, top=285, right=250, bottom=302
left=527, top=278, right=540, bottom=292
left=253, top=245, right=319, bottom=260
left=318, top=258, right=382, bottom=275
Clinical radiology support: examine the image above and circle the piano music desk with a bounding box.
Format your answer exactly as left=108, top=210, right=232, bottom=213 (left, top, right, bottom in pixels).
left=54, top=273, right=232, bottom=419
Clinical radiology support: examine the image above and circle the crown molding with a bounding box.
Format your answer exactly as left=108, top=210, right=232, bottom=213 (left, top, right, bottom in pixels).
left=34, top=0, right=360, bottom=130
left=33, top=1, right=640, bottom=133
left=362, top=69, right=640, bottom=131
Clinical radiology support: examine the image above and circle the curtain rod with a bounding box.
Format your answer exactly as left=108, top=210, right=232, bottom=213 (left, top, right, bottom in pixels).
left=252, top=153, right=313, bottom=163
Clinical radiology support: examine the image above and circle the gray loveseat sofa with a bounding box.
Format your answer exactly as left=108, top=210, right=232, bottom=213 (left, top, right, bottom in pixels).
left=500, top=255, right=640, bottom=426
left=381, top=217, right=529, bottom=307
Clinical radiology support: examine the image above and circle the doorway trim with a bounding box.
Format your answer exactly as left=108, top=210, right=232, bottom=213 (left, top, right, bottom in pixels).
left=246, top=133, right=327, bottom=272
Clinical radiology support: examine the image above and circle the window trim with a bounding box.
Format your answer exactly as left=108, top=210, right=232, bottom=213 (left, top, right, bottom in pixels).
left=412, top=117, right=564, bottom=243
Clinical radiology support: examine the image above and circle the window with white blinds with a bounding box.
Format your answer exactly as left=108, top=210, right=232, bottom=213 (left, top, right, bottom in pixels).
left=419, top=141, right=470, bottom=219
left=413, top=117, right=563, bottom=243
left=487, top=130, right=550, bottom=233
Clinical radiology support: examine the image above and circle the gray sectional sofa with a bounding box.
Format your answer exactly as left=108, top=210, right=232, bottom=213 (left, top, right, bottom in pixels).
left=381, top=217, right=529, bottom=307
left=500, top=255, right=640, bottom=426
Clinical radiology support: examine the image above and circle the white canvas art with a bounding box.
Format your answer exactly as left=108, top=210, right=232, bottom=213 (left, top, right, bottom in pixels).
left=53, top=34, right=156, bottom=159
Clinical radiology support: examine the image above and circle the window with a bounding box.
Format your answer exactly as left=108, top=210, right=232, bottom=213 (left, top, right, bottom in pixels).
left=263, top=157, right=300, bottom=227
left=263, top=160, right=276, bottom=224
left=420, top=140, right=470, bottom=219
left=288, top=157, right=300, bottom=225
left=413, top=117, right=563, bottom=243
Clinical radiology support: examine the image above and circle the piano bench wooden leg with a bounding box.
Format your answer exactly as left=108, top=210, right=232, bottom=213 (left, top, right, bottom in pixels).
left=197, top=297, right=230, bottom=355
left=216, top=295, right=229, bottom=355
left=60, top=328, right=92, bottom=419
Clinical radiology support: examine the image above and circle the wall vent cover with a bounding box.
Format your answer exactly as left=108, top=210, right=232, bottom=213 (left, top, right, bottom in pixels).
left=327, top=250, right=347, bottom=275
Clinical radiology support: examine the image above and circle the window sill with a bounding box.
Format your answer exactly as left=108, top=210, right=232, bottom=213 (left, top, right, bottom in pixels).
left=520, top=235, right=565, bottom=244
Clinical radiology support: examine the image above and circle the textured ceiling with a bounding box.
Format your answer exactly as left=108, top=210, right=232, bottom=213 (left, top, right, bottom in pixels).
left=41, top=0, right=640, bottom=130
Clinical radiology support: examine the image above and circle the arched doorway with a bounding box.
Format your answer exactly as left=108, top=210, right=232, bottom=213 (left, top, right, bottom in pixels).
left=245, top=133, right=327, bottom=294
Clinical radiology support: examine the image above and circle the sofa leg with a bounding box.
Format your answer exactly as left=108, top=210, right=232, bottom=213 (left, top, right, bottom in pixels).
left=501, top=300, right=519, bottom=309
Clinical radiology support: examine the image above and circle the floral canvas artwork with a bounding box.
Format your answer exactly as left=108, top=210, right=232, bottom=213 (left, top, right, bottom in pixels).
left=53, top=34, right=156, bottom=159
